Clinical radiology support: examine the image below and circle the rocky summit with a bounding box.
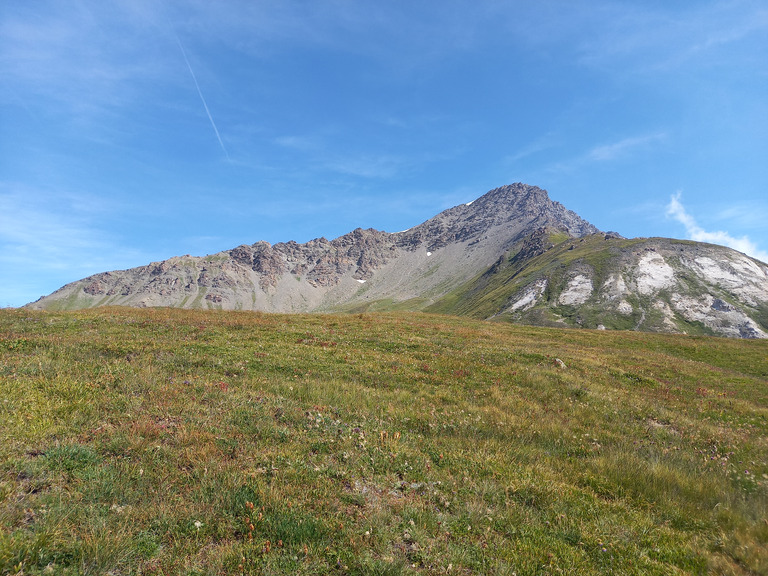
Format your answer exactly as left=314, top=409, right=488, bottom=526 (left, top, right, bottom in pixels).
left=26, top=183, right=768, bottom=338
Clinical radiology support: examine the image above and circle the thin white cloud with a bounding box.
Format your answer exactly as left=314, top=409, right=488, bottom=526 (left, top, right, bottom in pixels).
left=0, top=186, right=148, bottom=299
left=274, top=135, right=320, bottom=151
left=272, top=130, right=457, bottom=180
left=325, top=154, right=412, bottom=179
left=574, top=1, right=768, bottom=74
left=271, top=134, right=406, bottom=178
left=545, top=132, right=667, bottom=175
left=666, top=192, right=768, bottom=263
left=588, top=133, right=667, bottom=162
left=173, top=33, right=230, bottom=160
left=0, top=3, right=168, bottom=114
left=506, top=133, right=559, bottom=163
left=715, top=204, right=768, bottom=229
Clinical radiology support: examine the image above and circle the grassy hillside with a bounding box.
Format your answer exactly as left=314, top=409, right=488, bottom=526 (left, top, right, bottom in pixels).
left=426, top=234, right=768, bottom=338
left=426, top=234, right=643, bottom=322
left=1, top=308, right=767, bottom=575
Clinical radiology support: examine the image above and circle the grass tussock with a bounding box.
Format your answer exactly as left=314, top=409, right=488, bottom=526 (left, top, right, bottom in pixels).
left=1, top=307, right=767, bottom=575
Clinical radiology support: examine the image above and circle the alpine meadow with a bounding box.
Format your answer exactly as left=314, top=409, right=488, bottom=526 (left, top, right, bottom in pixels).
left=3, top=2, right=768, bottom=573
left=1, top=307, right=766, bottom=575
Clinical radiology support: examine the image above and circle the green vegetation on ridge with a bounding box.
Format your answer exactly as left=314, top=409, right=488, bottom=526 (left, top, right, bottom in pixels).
left=425, top=234, right=768, bottom=338
left=428, top=234, right=644, bottom=321
left=1, top=308, right=767, bottom=575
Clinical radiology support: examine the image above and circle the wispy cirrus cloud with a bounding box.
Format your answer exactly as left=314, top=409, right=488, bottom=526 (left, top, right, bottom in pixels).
left=505, top=132, right=560, bottom=164
left=0, top=3, right=168, bottom=111
left=274, top=135, right=320, bottom=151
left=0, top=185, right=148, bottom=304
left=574, top=0, right=768, bottom=74
left=544, top=132, right=667, bottom=175
left=324, top=153, right=414, bottom=179
left=273, top=130, right=458, bottom=180
left=588, top=133, right=666, bottom=162
left=666, top=192, right=768, bottom=263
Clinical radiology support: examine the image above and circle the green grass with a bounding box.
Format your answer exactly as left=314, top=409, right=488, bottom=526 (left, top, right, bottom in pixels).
left=427, top=235, right=651, bottom=316
left=425, top=235, right=768, bottom=338
left=426, top=233, right=642, bottom=320
left=1, top=307, right=767, bottom=575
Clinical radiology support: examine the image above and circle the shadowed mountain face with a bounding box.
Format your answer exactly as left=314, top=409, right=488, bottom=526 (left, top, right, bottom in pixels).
left=26, top=183, right=768, bottom=338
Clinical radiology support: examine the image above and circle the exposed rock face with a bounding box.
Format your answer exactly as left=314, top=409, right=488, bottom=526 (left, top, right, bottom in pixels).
left=558, top=275, right=594, bottom=306
left=26, top=183, right=768, bottom=338
left=635, top=251, right=676, bottom=295
left=28, top=184, right=596, bottom=313
left=397, top=183, right=597, bottom=252
left=462, top=235, right=768, bottom=338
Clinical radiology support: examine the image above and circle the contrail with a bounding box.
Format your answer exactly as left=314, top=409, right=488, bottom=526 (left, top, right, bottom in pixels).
left=174, top=34, right=230, bottom=160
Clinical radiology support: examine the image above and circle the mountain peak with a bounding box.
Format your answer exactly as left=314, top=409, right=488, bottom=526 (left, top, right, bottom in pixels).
left=478, top=182, right=550, bottom=203
left=396, top=183, right=599, bottom=253
left=25, top=183, right=768, bottom=338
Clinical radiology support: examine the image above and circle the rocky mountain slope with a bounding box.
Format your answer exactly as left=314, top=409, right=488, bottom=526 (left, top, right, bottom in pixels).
left=426, top=231, right=768, bottom=338
left=26, top=184, right=596, bottom=312
left=26, top=183, right=768, bottom=338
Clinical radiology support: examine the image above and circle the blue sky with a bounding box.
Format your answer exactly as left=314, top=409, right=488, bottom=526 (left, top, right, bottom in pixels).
left=2, top=1, right=767, bottom=307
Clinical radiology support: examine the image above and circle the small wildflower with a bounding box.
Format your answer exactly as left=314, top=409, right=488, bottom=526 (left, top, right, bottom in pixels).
left=194, top=521, right=203, bottom=530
